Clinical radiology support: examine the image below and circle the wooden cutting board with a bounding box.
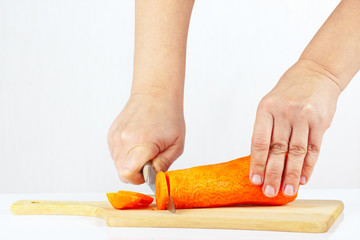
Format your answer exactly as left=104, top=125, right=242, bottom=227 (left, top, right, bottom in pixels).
left=11, top=199, right=343, bottom=233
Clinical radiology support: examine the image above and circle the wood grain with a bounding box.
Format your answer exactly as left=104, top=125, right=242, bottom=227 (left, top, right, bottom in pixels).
left=11, top=199, right=343, bottom=233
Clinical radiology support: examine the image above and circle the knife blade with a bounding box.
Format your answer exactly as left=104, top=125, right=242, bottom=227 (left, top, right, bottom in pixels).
left=142, top=162, right=176, bottom=214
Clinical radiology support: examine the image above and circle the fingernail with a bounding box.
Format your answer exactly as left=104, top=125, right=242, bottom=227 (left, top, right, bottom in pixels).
left=284, top=184, right=294, bottom=196
left=300, top=176, right=307, bottom=185
left=251, top=174, right=262, bottom=185
left=264, top=185, right=275, bottom=197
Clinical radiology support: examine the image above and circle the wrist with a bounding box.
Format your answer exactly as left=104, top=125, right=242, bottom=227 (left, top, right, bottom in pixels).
left=130, top=84, right=184, bottom=108
left=295, top=58, right=344, bottom=93
left=131, top=68, right=185, bottom=107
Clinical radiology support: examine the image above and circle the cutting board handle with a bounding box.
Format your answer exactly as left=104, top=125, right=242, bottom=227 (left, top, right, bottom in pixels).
left=11, top=200, right=105, bottom=217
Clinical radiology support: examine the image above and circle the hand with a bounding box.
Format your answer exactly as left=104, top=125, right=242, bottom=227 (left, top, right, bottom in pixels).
left=108, top=91, right=185, bottom=184
left=249, top=59, right=341, bottom=197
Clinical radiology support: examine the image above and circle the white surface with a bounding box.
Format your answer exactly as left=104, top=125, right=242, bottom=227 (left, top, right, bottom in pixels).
left=1, top=189, right=359, bottom=240
left=1, top=0, right=360, bottom=193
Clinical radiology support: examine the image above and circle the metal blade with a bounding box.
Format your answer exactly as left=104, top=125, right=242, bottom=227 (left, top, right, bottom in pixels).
left=142, top=162, right=156, bottom=193
left=167, top=196, right=176, bottom=214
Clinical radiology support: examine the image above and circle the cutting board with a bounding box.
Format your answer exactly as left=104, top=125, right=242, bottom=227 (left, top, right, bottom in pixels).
left=11, top=199, right=343, bottom=233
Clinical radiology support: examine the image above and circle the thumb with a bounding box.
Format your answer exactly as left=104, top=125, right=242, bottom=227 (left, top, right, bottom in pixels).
left=118, top=144, right=158, bottom=185
left=152, top=144, right=183, bottom=173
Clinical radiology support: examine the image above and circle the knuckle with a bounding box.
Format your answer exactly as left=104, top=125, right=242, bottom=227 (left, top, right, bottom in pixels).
left=288, top=145, right=307, bottom=157
left=251, top=160, right=266, bottom=170
left=177, top=144, right=185, bottom=156
left=320, top=116, right=332, bottom=129
left=302, top=163, right=314, bottom=174
left=159, top=155, right=173, bottom=171
left=302, top=104, right=332, bottom=129
left=118, top=167, right=133, bottom=181
left=286, top=101, right=301, bottom=113
left=258, top=97, right=274, bottom=111
left=307, top=144, right=320, bottom=155
left=269, top=142, right=288, bottom=155
left=266, top=169, right=282, bottom=179
left=120, top=131, right=152, bottom=148
left=120, top=130, right=135, bottom=142
left=153, top=155, right=172, bottom=172
left=285, top=169, right=301, bottom=180
left=316, top=111, right=326, bottom=123
left=301, top=103, right=317, bottom=117
left=252, top=137, right=269, bottom=152
left=315, top=115, right=331, bottom=130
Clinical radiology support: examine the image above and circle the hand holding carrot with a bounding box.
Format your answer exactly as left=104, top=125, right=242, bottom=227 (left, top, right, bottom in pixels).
left=250, top=60, right=340, bottom=197
left=250, top=0, right=360, bottom=197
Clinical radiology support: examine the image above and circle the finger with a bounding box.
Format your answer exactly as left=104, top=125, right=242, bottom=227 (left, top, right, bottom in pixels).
left=263, top=117, right=291, bottom=197
left=250, top=110, right=273, bottom=185
left=300, top=127, right=323, bottom=185
left=282, top=122, right=308, bottom=196
left=152, top=143, right=184, bottom=172
left=113, top=155, right=130, bottom=184
left=117, top=144, right=159, bottom=185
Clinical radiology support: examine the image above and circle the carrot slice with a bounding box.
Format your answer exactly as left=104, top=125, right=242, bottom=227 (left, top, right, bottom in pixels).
left=155, top=171, right=169, bottom=210
left=139, top=195, right=154, bottom=205
left=107, top=191, right=154, bottom=209
left=106, top=193, right=142, bottom=209
left=117, top=190, right=154, bottom=205
left=156, top=155, right=298, bottom=209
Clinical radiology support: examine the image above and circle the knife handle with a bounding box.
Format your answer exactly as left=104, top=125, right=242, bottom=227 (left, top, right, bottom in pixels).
left=142, top=161, right=155, bottom=182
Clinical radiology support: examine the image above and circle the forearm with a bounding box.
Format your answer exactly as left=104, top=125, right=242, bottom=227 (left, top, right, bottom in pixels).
left=132, top=0, right=195, bottom=103
left=299, top=0, right=360, bottom=90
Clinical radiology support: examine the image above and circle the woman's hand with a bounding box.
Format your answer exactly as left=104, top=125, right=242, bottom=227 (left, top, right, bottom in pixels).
left=108, top=91, right=185, bottom=184
left=250, top=59, right=341, bottom=197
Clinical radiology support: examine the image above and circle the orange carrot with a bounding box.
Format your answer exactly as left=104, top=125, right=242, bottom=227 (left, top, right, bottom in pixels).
left=156, top=155, right=297, bottom=210
left=107, top=191, right=154, bottom=209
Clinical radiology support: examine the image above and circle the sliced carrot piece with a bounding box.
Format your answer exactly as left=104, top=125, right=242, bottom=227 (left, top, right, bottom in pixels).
left=139, top=195, right=154, bottom=205
left=117, top=190, right=154, bottom=205
left=106, top=193, right=142, bottom=209
left=155, top=171, right=169, bottom=210
left=107, top=191, right=154, bottom=209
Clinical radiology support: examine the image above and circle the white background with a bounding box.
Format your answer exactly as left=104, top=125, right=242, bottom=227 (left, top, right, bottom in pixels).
left=1, top=0, right=359, bottom=194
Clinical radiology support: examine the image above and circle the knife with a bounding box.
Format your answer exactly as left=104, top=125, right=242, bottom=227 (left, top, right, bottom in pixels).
left=142, top=162, right=176, bottom=214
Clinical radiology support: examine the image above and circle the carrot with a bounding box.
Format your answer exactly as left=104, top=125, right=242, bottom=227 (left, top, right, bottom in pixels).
left=156, top=155, right=297, bottom=210
left=107, top=191, right=154, bottom=209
